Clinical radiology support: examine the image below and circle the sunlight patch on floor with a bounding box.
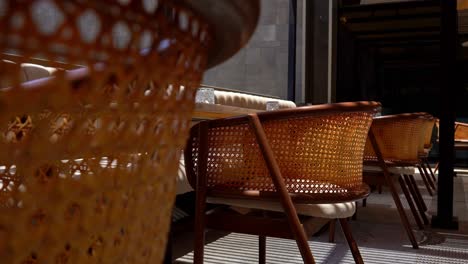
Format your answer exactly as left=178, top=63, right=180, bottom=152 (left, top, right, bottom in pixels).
left=176, top=232, right=468, bottom=264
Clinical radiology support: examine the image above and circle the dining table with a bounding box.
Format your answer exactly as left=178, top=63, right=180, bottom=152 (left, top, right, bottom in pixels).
left=192, top=102, right=262, bottom=120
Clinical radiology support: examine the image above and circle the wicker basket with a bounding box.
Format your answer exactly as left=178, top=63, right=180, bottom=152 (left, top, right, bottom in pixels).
left=0, top=0, right=243, bottom=263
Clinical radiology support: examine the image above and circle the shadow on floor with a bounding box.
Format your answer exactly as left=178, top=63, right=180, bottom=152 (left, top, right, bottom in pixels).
left=173, top=173, right=468, bottom=263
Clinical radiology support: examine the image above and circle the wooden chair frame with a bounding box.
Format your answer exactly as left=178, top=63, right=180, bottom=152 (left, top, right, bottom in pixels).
left=433, top=121, right=468, bottom=174
left=417, top=115, right=437, bottom=195
left=361, top=113, right=434, bottom=249
left=186, top=102, right=380, bottom=264
left=365, top=130, right=419, bottom=249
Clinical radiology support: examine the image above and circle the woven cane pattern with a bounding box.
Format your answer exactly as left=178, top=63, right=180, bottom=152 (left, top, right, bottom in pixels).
left=364, top=114, right=425, bottom=163
left=0, top=1, right=210, bottom=263
left=422, top=117, right=436, bottom=151
left=187, top=104, right=378, bottom=202
left=455, top=122, right=468, bottom=141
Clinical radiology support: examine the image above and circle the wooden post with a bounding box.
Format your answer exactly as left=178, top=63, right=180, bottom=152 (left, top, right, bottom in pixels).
left=431, top=0, right=459, bottom=229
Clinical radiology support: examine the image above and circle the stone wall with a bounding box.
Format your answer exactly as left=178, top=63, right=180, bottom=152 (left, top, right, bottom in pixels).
left=202, top=0, right=303, bottom=100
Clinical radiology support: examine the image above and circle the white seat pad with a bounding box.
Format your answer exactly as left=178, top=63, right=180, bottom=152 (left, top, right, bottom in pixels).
left=207, top=196, right=356, bottom=219
left=214, top=90, right=297, bottom=110
left=176, top=158, right=194, bottom=195
left=364, top=165, right=415, bottom=175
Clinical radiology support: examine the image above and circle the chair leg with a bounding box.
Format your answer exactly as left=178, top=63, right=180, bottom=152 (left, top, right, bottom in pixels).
left=339, top=218, right=364, bottom=264
left=250, top=115, right=315, bottom=264
left=398, top=176, right=424, bottom=230
left=287, top=215, right=315, bottom=264
left=421, top=162, right=437, bottom=191
left=421, top=163, right=437, bottom=191
left=404, top=175, right=429, bottom=225
left=407, top=174, right=428, bottom=212
left=417, top=165, right=434, bottom=196
left=163, top=223, right=173, bottom=264
left=194, top=124, right=209, bottom=264
left=424, top=159, right=437, bottom=183
left=362, top=198, right=367, bottom=207
left=194, top=185, right=207, bottom=264
left=352, top=201, right=358, bottom=221
left=194, top=206, right=206, bottom=264
left=259, top=235, right=266, bottom=264
left=329, top=219, right=336, bottom=243
left=390, top=177, right=419, bottom=248
left=434, top=161, right=439, bottom=174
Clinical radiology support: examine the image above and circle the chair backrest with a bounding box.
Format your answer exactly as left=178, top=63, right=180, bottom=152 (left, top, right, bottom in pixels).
left=435, top=120, right=468, bottom=141
left=0, top=1, right=212, bottom=263
left=364, top=113, right=426, bottom=164
left=455, top=122, right=468, bottom=141
left=414, top=113, right=436, bottom=155
left=185, top=101, right=380, bottom=202
left=423, top=117, right=436, bottom=150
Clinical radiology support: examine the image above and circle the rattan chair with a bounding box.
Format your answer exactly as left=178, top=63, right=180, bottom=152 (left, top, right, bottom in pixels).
left=0, top=1, right=259, bottom=263
left=455, top=122, right=468, bottom=150
left=362, top=113, right=430, bottom=249
left=417, top=115, right=437, bottom=196
left=433, top=120, right=468, bottom=174
left=185, top=101, right=381, bottom=264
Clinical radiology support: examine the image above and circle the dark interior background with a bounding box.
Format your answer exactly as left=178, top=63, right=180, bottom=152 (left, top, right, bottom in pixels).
left=336, top=1, right=468, bottom=118
left=336, top=1, right=468, bottom=165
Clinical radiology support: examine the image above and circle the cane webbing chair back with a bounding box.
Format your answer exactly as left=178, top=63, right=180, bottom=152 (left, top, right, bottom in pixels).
left=186, top=102, right=380, bottom=203
left=455, top=122, right=468, bottom=141
left=415, top=113, right=436, bottom=156
left=0, top=1, right=213, bottom=263
left=435, top=120, right=468, bottom=141
left=423, top=118, right=436, bottom=150
left=364, top=113, right=425, bottom=164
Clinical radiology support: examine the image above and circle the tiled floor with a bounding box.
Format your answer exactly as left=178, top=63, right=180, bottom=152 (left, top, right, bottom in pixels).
left=174, top=169, right=468, bottom=263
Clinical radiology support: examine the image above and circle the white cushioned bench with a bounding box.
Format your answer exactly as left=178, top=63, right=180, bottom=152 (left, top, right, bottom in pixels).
left=214, top=90, right=296, bottom=110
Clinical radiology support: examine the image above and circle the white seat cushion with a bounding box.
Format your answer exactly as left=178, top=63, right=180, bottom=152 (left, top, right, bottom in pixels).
left=21, top=63, right=56, bottom=81
left=214, top=90, right=296, bottom=110
left=364, top=165, right=415, bottom=175
left=207, top=196, right=356, bottom=219
left=176, top=158, right=194, bottom=195
left=1, top=60, right=27, bottom=87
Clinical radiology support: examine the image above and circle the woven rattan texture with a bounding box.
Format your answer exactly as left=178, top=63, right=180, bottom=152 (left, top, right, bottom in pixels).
left=364, top=115, right=425, bottom=163
left=0, top=1, right=210, bottom=263
left=422, top=118, right=435, bottom=150
left=455, top=122, right=468, bottom=141
left=188, top=111, right=374, bottom=202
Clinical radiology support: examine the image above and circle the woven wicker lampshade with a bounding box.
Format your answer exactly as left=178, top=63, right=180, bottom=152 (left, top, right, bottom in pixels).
left=0, top=1, right=258, bottom=263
